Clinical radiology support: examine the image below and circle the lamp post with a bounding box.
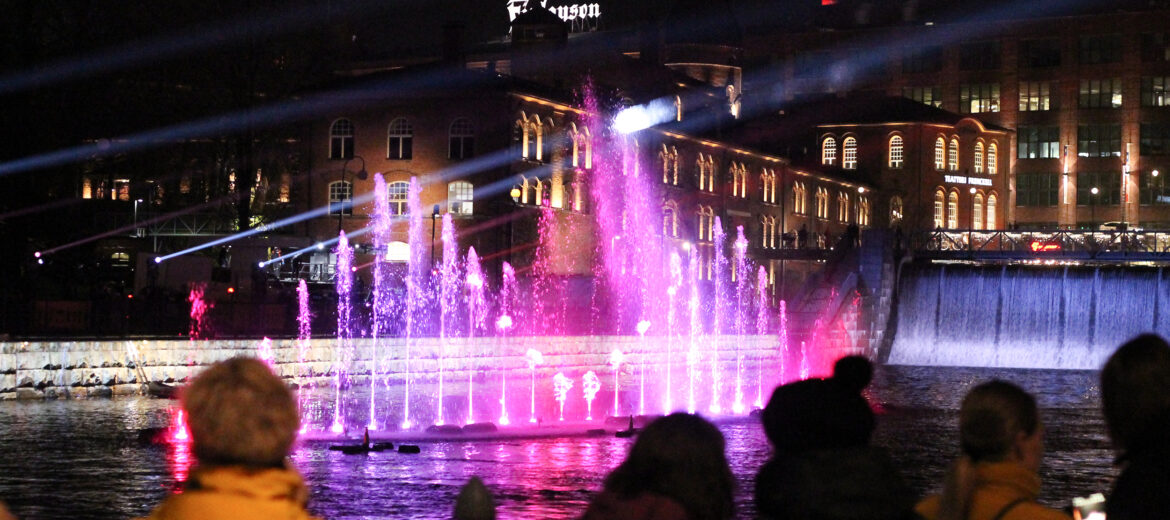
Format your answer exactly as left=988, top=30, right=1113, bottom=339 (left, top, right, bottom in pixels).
left=338, top=155, right=367, bottom=235
left=133, top=198, right=144, bottom=237
left=1090, top=186, right=1099, bottom=228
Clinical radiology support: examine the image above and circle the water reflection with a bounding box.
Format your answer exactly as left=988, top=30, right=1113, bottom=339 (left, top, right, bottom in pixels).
left=0, top=366, right=1120, bottom=520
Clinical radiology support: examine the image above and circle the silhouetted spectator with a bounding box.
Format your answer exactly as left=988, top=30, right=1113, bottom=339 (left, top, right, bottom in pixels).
left=915, top=380, right=1067, bottom=520
left=454, top=477, right=496, bottom=520
left=798, top=225, right=808, bottom=249
left=139, top=357, right=317, bottom=520
left=1100, top=334, right=1170, bottom=520
left=756, top=356, right=915, bottom=520
left=582, top=413, right=734, bottom=520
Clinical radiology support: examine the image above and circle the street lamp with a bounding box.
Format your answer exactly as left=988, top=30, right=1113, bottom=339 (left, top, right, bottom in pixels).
left=1090, top=186, right=1099, bottom=228
left=133, top=198, right=144, bottom=237
left=338, top=155, right=368, bottom=234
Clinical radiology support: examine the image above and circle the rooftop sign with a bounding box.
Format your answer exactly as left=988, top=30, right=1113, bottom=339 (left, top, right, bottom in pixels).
left=944, top=175, right=993, bottom=187
left=507, top=0, right=602, bottom=33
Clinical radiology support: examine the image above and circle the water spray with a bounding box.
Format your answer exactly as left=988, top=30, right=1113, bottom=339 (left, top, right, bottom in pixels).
left=609, top=349, right=624, bottom=417
left=582, top=371, right=601, bottom=420
left=636, top=320, right=650, bottom=416
left=553, top=372, right=573, bottom=421
left=526, top=349, right=543, bottom=423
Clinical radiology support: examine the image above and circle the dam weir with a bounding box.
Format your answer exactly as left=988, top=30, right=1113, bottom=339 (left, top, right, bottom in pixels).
left=889, top=262, right=1170, bottom=369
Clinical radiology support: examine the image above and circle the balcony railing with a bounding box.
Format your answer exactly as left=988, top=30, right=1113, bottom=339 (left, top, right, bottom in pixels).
left=909, top=229, right=1170, bottom=261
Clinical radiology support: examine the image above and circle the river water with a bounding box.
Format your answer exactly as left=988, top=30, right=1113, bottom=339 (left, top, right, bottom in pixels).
left=0, top=365, right=1115, bottom=519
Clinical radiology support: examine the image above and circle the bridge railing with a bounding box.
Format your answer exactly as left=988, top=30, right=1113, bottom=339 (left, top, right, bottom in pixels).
left=909, top=229, right=1170, bottom=259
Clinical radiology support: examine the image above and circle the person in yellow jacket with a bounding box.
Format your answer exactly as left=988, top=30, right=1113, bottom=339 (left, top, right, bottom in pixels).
left=915, top=380, right=1070, bottom=520
left=141, top=357, right=319, bottom=520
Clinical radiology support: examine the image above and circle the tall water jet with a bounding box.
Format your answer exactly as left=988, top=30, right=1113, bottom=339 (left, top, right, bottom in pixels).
left=687, top=244, right=701, bottom=414
left=525, top=349, right=543, bottom=423
left=755, top=266, right=769, bottom=409
left=664, top=252, right=682, bottom=414
left=710, top=218, right=728, bottom=414
left=609, top=349, right=624, bottom=416
left=368, top=174, right=392, bottom=430
left=188, top=283, right=210, bottom=341
left=636, top=320, right=651, bottom=415
left=464, top=247, right=487, bottom=425
left=553, top=372, right=573, bottom=421
left=800, top=340, right=811, bottom=380
left=402, top=177, right=426, bottom=429
left=436, top=214, right=459, bottom=426
left=498, top=262, right=518, bottom=425
left=296, top=279, right=311, bottom=433
left=496, top=314, right=513, bottom=425
left=732, top=226, right=750, bottom=415
left=778, top=299, right=789, bottom=384
left=332, top=231, right=354, bottom=434
left=582, top=371, right=601, bottom=420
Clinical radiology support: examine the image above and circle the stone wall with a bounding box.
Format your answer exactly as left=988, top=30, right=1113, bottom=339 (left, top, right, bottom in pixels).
left=0, top=335, right=780, bottom=400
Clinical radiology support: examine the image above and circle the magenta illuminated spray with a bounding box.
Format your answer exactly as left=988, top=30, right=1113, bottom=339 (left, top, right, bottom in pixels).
left=582, top=371, right=601, bottom=420
left=331, top=230, right=354, bottom=434
left=552, top=372, right=573, bottom=421
left=464, top=246, right=486, bottom=425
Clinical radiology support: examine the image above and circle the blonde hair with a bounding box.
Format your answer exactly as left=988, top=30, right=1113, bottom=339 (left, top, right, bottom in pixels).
left=938, top=380, right=1039, bottom=520
left=182, top=357, right=298, bottom=467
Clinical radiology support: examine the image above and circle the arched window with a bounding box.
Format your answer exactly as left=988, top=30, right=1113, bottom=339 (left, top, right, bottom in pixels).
left=842, top=137, right=858, bottom=169
left=934, top=137, right=946, bottom=170
left=731, top=162, right=748, bottom=198
left=660, top=145, right=679, bottom=185
left=933, top=189, right=945, bottom=228
left=449, top=118, right=475, bottom=159
left=675, top=95, right=683, bottom=122
left=947, top=191, right=959, bottom=228
left=570, top=124, right=593, bottom=170
left=973, top=193, right=984, bottom=230
left=948, top=138, right=960, bottom=171
left=329, top=119, right=354, bottom=159
left=517, top=113, right=533, bottom=160
left=533, top=178, right=546, bottom=206
left=662, top=204, right=679, bottom=237
left=858, top=197, right=870, bottom=226
left=816, top=187, right=830, bottom=219
left=838, top=191, right=850, bottom=222
left=988, top=143, right=998, bottom=174
left=890, top=196, right=904, bottom=224
left=793, top=181, right=807, bottom=214
left=697, top=206, right=715, bottom=242
left=697, top=154, right=716, bottom=192
left=329, top=180, right=353, bottom=215
left=889, top=136, right=904, bottom=169
left=388, top=118, right=412, bottom=160
left=761, top=169, right=777, bottom=203
left=761, top=215, right=777, bottom=249
left=822, top=137, right=838, bottom=166
left=541, top=118, right=555, bottom=162
left=987, top=193, right=998, bottom=229
left=388, top=181, right=409, bottom=215
left=448, top=181, right=474, bottom=215
left=974, top=142, right=984, bottom=174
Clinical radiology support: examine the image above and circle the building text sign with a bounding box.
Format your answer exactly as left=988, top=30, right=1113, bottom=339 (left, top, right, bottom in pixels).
left=507, top=0, right=602, bottom=32
left=944, top=175, right=993, bottom=187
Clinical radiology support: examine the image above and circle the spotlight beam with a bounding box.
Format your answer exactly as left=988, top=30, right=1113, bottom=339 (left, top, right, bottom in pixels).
left=39, top=197, right=230, bottom=256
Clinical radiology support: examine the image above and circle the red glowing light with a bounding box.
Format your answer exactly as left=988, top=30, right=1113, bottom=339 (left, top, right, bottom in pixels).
left=821, top=0, right=837, bottom=4
left=226, top=287, right=235, bottom=294
left=1030, top=241, right=1061, bottom=252
left=127, top=294, right=134, bottom=299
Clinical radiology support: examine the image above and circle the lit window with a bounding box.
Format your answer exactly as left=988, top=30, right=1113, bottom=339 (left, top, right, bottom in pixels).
left=902, top=86, right=942, bottom=107
left=81, top=177, right=93, bottom=199
left=570, top=124, right=593, bottom=169
left=1141, top=76, right=1169, bottom=107
left=838, top=191, right=850, bottom=222
left=696, top=154, right=716, bottom=192
left=974, top=142, right=984, bottom=174
left=388, top=181, right=408, bottom=215
left=960, top=83, right=1000, bottom=113
left=973, top=193, right=984, bottom=230
left=933, top=190, right=945, bottom=228
left=329, top=119, right=354, bottom=160
left=449, top=118, right=475, bottom=159
left=1079, top=78, right=1123, bottom=109
left=662, top=204, right=678, bottom=237
left=329, top=180, right=352, bottom=215
left=842, top=137, right=858, bottom=169
left=948, top=139, right=959, bottom=171
left=858, top=197, right=869, bottom=226
left=761, top=169, right=777, bottom=203
left=890, top=196, right=904, bottom=223
left=816, top=187, right=830, bottom=219
left=697, top=206, right=715, bottom=241
left=660, top=145, right=679, bottom=185
left=822, top=137, right=837, bottom=166
left=934, top=137, right=946, bottom=170
left=731, top=163, right=748, bottom=198
left=988, top=143, right=998, bottom=174
left=761, top=215, right=777, bottom=249
left=114, top=179, right=131, bottom=201
left=889, top=136, right=904, bottom=169
left=278, top=173, right=290, bottom=203
left=1019, top=81, right=1052, bottom=111
left=388, top=118, right=413, bottom=159
left=947, top=191, right=959, bottom=229
left=793, top=182, right=807, bottom=214
left=987, top=193, right=998, bottom=229
left=448, top=181, right=473, bottom=215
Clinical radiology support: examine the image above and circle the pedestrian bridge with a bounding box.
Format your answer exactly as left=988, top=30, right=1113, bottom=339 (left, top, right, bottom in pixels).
left=907, top=229, right=1170, bottom=263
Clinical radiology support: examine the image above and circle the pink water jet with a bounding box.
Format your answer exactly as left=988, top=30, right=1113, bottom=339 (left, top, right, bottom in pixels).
left=552, top=372, right=573, bottom=421
left=582, top=371, right=601, bottom=420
